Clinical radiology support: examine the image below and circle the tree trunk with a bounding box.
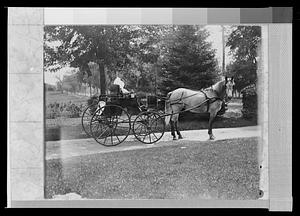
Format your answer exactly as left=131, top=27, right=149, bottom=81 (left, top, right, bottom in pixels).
left=99, top=62, right=106, bottom=96
left=222, top=25, right=226, bottom=75
left=89, top=84, right=92, bottom=97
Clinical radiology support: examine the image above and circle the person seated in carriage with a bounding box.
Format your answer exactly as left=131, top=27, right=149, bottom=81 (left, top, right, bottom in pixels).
left=111, top=76, right=136, bottom=99
left=113, top=76, right=130, bottom=94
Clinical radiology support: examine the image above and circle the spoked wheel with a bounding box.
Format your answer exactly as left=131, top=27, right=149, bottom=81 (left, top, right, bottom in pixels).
left=132, top=111, right=165, bottom=144
left=81, top=103, right=98, bottom=136
left=89, top=105, right=131, bottom=146
left=81, top=101, right=105, bottom=136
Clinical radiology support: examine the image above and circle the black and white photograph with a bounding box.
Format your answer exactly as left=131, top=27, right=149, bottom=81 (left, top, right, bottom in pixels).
left=6, top=6, right=292, bottom=212
left=44, top=24, right=263, bottom=200
left=7, top=6, right=293, bottom=210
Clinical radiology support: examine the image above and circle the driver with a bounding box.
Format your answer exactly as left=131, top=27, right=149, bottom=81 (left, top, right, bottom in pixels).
left=113, top=76, right=129, bottom=94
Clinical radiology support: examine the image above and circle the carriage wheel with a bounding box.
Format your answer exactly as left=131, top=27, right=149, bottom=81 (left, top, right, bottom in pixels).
left=81, top=103, right=99, bottom=136
left=132, top=111, right=165, bottom=144
left=89, top=105, right=131, bottom=146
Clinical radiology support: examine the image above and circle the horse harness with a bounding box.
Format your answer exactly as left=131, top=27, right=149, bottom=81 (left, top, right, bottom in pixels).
left=169, top=90, right=222, bottom=112
left=200, top=90, right=223, bottom=112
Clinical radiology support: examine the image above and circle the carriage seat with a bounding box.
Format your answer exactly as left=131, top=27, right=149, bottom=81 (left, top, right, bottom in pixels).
left=109, top=84, right=123, bottom=97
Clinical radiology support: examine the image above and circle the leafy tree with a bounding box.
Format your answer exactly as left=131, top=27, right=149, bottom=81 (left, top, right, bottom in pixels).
left=88, top=62, right=101, bottom=93
left=44, top=83, right=56, bottom=91
left=55, top=75, right=64, bottom=93
left=118, top=26, right=170, bottom=94
left=76, top=67, right=93, bottom=96
left=159, top=25, right=219, bottom=94
left=44, top=25, right=142, bottom=95
left=76, top=68, right=85, bottom=92
left=45, top=25, right=221, bottom=96
left=226, top=26, right=261, bottom=89
left=62, top=74, right=79, bottom=94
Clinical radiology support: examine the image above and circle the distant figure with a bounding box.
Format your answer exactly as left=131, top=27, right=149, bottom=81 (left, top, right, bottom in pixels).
left=113, top=76, right=129, bottom=94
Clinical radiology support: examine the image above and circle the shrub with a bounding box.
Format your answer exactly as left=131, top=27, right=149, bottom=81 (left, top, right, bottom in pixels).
left=65, top=103, right=82, bottom=118
left=241, top=84, right=257, bottom=121
left=87, top=95, right=99, bottom=106
left=46, top=102, right=84, bottom=119
left=46, top=109, right=57, bottom=119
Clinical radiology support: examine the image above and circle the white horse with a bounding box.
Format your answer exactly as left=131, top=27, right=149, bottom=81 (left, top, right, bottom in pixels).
left=165, top=77, right=234, bottom=140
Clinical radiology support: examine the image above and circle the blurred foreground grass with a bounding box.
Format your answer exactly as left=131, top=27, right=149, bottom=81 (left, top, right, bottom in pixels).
left=45, top=137, right=260, bottom=199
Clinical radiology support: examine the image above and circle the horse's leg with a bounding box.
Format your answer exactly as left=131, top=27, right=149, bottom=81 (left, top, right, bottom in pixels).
left=208, top=101, right=222, bottom=140
left=170, top=120, right=177, bottom=140
left=174, top=119, right=183, bottom=139
left=208, top=114, right=216, bottom=140
left=170, top=104, right=183, bottom=141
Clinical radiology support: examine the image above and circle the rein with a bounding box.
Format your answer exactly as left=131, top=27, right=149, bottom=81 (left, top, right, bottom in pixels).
left=169, top=92, right=200, bottom=105
left=168, top=89, right=221, bottom=103
left=162, top=96, right=222, bottom=118
left=166, top=89, right=223, bottom=115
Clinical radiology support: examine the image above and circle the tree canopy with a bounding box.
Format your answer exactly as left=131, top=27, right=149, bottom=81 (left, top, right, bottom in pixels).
left=226, top=26, right=261, bottom=90
left=44, top=25, right=223, bottom=96
left=44, top=25, right=144, bottom=94
left=159, top=25, right=219, bottom=94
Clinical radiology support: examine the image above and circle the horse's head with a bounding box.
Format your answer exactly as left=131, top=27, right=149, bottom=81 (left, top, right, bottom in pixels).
left=225, top=77, right=234, bottom=101
left=213, top=77, right=234, bottom=101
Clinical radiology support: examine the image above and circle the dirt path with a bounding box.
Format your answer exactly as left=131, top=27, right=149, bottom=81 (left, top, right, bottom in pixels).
left=46, top=125, right=260, bottom=160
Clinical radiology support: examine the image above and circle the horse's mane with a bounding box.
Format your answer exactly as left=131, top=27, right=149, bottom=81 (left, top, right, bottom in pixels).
left=211, top=80, right=225, bottom=94
left=175, top=80, right=225, bottom=95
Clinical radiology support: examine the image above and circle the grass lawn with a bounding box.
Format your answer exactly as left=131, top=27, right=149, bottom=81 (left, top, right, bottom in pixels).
left=45, top=137, right=260, bottom=200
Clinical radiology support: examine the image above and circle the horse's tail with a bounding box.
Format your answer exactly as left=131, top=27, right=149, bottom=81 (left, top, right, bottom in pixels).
left=165, top=92, right=173, bottom=126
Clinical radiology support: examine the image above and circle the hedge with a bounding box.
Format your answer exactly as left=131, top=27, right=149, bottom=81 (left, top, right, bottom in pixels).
left=46, top=102, right=85, bottom=119
left=241, top=84, right=257, bottom=121
left=46, top=94, right=101, bottom=119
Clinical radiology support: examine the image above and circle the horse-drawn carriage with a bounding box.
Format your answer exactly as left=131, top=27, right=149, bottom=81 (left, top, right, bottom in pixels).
left=82, top=77, right=233, bottom=146
left=81, top=84, right=166, bottom=146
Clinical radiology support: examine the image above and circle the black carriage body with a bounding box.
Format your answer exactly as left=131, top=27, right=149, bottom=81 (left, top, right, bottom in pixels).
left=99, top=94, right=141, bottom=116
left=146, top=95, right=165, bottom=111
